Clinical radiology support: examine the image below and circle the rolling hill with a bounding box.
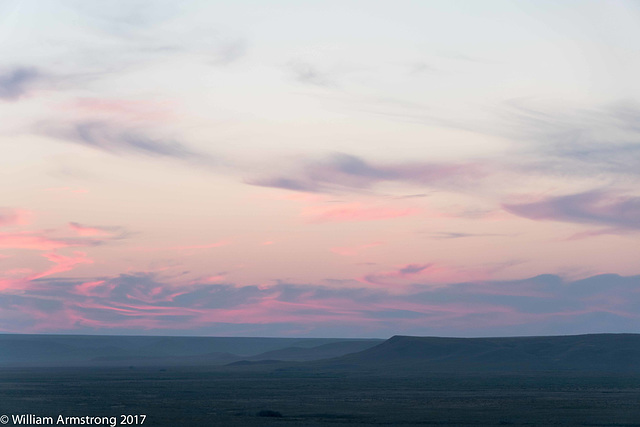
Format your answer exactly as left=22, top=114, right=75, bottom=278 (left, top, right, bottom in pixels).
left=316, top=334, right=640, bottom=373
left=0, top=334, right=382, bottom=367
left=245, top=339, right=381, bottom=362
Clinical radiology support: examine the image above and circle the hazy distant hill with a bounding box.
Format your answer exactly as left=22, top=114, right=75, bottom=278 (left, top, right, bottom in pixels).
left=245, top=340, right=381, bottom=362
left=3, top=333, right=638, bottom=372
left=316, top=334, right=640, bottom=373
left=87, top=351, right=243, bottom=367
left=0, top=334, right=382, bottom=367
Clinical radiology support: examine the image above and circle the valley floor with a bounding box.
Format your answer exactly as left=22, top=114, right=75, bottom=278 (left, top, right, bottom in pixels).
left=1, top=368, right=640, bottom=426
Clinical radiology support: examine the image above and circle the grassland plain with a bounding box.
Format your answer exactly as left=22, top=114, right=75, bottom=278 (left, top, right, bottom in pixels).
left=1, top=367, right=640, bottom=426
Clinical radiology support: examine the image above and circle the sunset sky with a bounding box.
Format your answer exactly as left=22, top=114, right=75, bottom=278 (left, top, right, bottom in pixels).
left=1, top=0, right=639, bottom=337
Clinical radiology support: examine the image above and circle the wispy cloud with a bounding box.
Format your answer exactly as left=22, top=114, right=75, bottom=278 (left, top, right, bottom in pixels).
left=0, top=67, right=43, bottom=101
left=69, top=98, right=174, bottom=122
left=28, top=252, right=93, bottom=280
left=0, top=218, right=128, bottom=251
left=0, top=208, right=32, bottom=227
left=40, top=120, right=218, bottom=166
left=3, top=273, right=638, bottom=336
left=362, top=263, right=434, bottom=285
left=564, top=228, right=626, bottom=241
left=68, top=222, right=128, bottom=239
left=505, top=99, right=640, bottom=178
left=0, top=231, right=101, bottom=251
left=249, top=152, right=486, bottom=194
left=288, top=60, right=335, bottom=87
left=211, top=39, right=247, bottom=66
left=398, top=264, right=432, bottom=275
left=503, top=190, right=640, bottom=231
left=61, top=2, right=248, bottom=70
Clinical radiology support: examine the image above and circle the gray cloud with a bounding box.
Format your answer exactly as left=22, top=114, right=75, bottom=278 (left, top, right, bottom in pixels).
left=68, top=222, right=130, bottom=240
left=67, top=1, right=250, bottom=69
left=349, top=97, right=640, bottom=184
left=0, top=220, right=131, bottom=251
left=406, top=62, right=438, bottom=75
left=0, top=67, right=42, bottom=101
left=398, top=264, right=431, bottom=275
left=70, top=0, right=182, bottom=38
left=503, top=190, right=640, bottom=231
left=248, top=152, right=485, bottom=194
left=288, top=61, right=334, bottom=87
left=393, top=193, right=430, bottom=199
left=505, top=99, right=640, bottom=177
left=211, top=39, right=247, bottom=66
left=2, top=272, right=639, bottom=337
left=4, top=4, right=247, bottom=103
left=0, top=207, right=26, bottom=227
left=40, top=120, right=218, bottom=166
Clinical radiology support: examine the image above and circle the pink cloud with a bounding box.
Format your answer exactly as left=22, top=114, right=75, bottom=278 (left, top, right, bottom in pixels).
left=0, top=277, right=25, bottom=291
left=563, top=227, right=625, bottom=241
left=304, top=203, right=420, bottom=223
left=78, top=301, right=196, bottom=316
left=29, top=251, right=93, bottom=280
left=4, top=273, right=640, bottom=335
left=360, top=262, right=495, bottom=286
left=69, top=97, right=174, bottom=122
left=0, top=251, right=94, bottom=292
left=201, top=274, right=226, bottom=282
left=194, top=297, right=369, bottom=326
left=502, top=190, right=640, bottom=230
left=0, top=208, right=32, bottom=227
left=188, top=293, right=520, bottom=329
left=184, top=273, right=229, bottom=286
left=3, top=268, right=34, bottom=276
left=0, top=222, right=118, bottom=251
left=69, top=222, right=113, bottom=237
left=74, top=280, right=109, bottom=297
left=249, top=153, right=488, bottom=194
left=362, top=263, right=434, bottom=285
left=0, top=232, right=83, bottom=251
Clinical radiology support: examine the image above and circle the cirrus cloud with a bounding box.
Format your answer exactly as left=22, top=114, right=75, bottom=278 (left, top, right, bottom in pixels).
left=0, top=208, right=32, bottom=227
left=39, top=120, right=219, bottom=167
left=248, top=152, right=487, bottom=194
left=503, top=190, right=640, bottom=231
left=0, top=67, right=44, bottom=101
left=2, top=272, right=639, bottom=337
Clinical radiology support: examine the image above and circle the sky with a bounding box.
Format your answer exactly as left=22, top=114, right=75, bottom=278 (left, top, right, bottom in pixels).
left=1, top=0, right=639, bottom=338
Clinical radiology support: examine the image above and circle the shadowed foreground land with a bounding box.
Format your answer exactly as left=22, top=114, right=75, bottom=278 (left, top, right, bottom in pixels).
left=1, top=367, right=640, bottom=426
left=2, top=334, right=640, bottom=426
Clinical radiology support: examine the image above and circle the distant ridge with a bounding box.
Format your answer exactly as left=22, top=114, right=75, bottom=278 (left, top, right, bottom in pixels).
left=316, top=333, right=640, bottom=373
left=0, top=334, right=382, bottom=367
left=245, top=340, right=381, bottom=362
left=2, top=333, right=638, bottom=372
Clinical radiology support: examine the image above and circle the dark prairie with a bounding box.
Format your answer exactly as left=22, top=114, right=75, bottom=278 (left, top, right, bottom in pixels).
left=1, top=333, right=639, bottom=426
